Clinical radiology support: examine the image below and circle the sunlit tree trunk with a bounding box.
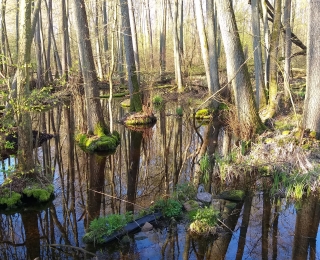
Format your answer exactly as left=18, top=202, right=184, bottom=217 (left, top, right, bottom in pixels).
left=16, top=0, right=41, bottom=172
left=119, top=0, right=142, bottom=112
left=35, top=11, right=43, bottom=88
left=61, top=0, right=69, bottom=82
left=145, top=0, right=154, bottom=69
left=160, top=0, right=167, bottom=81
left=207, top=0, right=220, bottom=100
left=267, top=0, right=282, bottom=118
left=283, top=0, right=292, bottom=101
left=216, top=0, right=263, bottom=139
left=95, top=0, right=103, bottom=79
left=251, top=0, right=267, bottom=109
left=261, top=0, right=270, bottom=87
left=45, top=0, right=53, bottom=82
left=194, top=0, right=214, bottom=95
left=303, top=0, right=320, bottom=138
left=128, top=0, right=140, bottom=83
left=70, top=0, right=107, bottom=134
left=171, top=0, right=183, bottom=91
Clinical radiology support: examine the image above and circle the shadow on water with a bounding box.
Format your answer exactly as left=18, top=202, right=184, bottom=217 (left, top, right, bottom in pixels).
left=1, top=97, right=320, bottom=259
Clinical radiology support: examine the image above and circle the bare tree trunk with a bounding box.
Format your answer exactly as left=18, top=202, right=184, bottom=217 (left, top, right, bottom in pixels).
left=95, top=0, right=103, bottom=79
left=145, top=0, right=154, bottom=69
left=70, top=0, right=107, bottom=134
left=45, top=0, right=53, bottom=82
left=283, top=0, right=292, bottom=101
left=119, top=0, right=142, bottom=112
left=194, top=0, right=214, bottom=95
left=267, top=0, right=282, bottom=118
left=261, top=0, right=270, bottom=88
left=171, top=0, right=183, bottom=91
left=207, top=0, right=220, bottom=100
left=16, top=0, right=42, bottom=172
left=251, top=0, right=267, bottom=109
left=303, top=0, right=320, bottom=138
left=160, top=0, right=167, bottom=81
left=35, top=11, right=43, bottom=88
left=128, top=0, right=140, bottom=83
left=216, top=0, right=263, bottom=139
left=61, top=0, right=69, bottom=82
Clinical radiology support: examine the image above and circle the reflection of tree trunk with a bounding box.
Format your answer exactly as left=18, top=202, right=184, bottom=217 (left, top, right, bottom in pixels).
left=161, top=220, right=178, bottom=259
left=87, top=154, right=107, bottom=224
left=272, top=198, right=280, bottom=260
left=21, top=211, right=40, bottom=260
left=208, top=201, right=243, bottom=258
left=126, top=131, right=143, bottom=213
left=292, top=195, right=320, bottom=259
left=262, top=192, right=271, bottom=260
left=173, top=115, right=182, bottom=186
left=236, top=194, right=253, bottom=260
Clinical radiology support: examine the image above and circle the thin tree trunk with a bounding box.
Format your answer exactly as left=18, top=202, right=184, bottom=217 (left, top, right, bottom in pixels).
left=128, top=0, right=140, bottom=83
left=194, top=0, right=214, bottom=95
left=70, top=0, right=107, bottom=134
left=145, top=0, right=154, bottom=69
left=35, top=11, right=43, bottom=88
left=119, top=0, right=142, bottom=112
left=251, top=0, right=267, bottom=109
left=171, top=0, right=183, bottom=91
left=283, top=0, right=292, bottom=100
left=216, top=0, right=263, bottom=139
left=95, top=0, right=103, bottom=79
left=61, top=0, right=69, bottom=82
left=207, top=0, right=220, bottom=101
left=160, top=0, right=167, bottom=81
left=267, top=0, right=282, bottom=118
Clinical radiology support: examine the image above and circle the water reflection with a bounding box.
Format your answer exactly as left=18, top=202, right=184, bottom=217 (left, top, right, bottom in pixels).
left=1, top=100, right=320, bottom=259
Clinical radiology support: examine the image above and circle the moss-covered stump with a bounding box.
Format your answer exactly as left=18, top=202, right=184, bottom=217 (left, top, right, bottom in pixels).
left=218, top=190, right=245, bottom=201
left=76, top=131, right=120, bottom=153
left=194, top=109, right=213, bottom=119
left=120, top=112, right=157, bottom=126
left=0, top=172, right=54, bottom=209
left=120, top=99, right=131, bottom=108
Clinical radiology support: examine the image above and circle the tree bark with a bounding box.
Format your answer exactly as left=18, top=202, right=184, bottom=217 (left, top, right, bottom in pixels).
left=160, top=0, right=167, bottom=81
left=267, top=0, right=282, bottom=118
left=216, top=0, right=263, bottom=139
left=119, top=0, right=142, bottom=112
left=283, top=0, right=292, bottom=100
left=70, top=0, right=107, bottom=134
left=303, top=0, right=320, bottom=138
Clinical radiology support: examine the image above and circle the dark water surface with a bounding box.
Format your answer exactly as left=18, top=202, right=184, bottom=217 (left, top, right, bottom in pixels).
left=1, top=98, right=320, bottom=259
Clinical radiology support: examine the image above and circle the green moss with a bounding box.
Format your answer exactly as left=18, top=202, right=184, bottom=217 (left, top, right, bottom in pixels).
left=188, top=207, right=219, bottom=235
left=195, top=109, right=212, bottom=119
left=125, top=117, right=155, bottom=125
left=76, top=131, right=120, bottom=153
left=219, top=190, right=245, bottom=201
left=94, top=123, right=109, bottom=137
left=121, top=99, right=131, bottom=107
left=0, top=190, right=22, bottom=207
left=23, top=184, right=54, bottom=202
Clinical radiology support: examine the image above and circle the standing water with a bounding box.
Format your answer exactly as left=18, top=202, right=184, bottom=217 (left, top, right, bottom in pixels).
left=0, top=97, right=320, bottom=259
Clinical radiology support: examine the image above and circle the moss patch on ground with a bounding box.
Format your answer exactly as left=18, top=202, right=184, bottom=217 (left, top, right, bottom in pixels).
left=0, top=172, right=54, bottom=209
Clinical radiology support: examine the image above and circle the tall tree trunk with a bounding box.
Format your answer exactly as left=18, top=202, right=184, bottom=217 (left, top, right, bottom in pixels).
left=251, top=0, right=267, bottom=109
left=145, top=0, right=154, bottom=69
left=45, top=0, right=53, bottom=82
left=61, top=0, right=69, bottom=82
left=35, top=11, right=43, bottom=88
left=159, top=0, right=167, bottom=81
left=128, top=0, right=140, bottom=83
left=303, top=0, right=320, bottom=138
left=171, top=0, right=183, bottom=91
left=16, top=0, right=41, bottom=172
left=267, top=0, right=282, bottom=118
left=194, top=0, right=214, bottom=95
left=207, top=0, right=220, bottom=102
left=95, top=0, right=103, bottom=79
left=283, top=0, right=292, bottom=101
left=119, top=0, right=142, bottom=112
left=261, top=0, right=270, bottom=88
left=216, top=0, right=263, bottom=139
left=70, top=0, right=107, bottom=134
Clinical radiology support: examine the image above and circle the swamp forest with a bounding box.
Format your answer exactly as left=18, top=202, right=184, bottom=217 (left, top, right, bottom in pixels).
left=0, top=0, right=320, bottom=259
